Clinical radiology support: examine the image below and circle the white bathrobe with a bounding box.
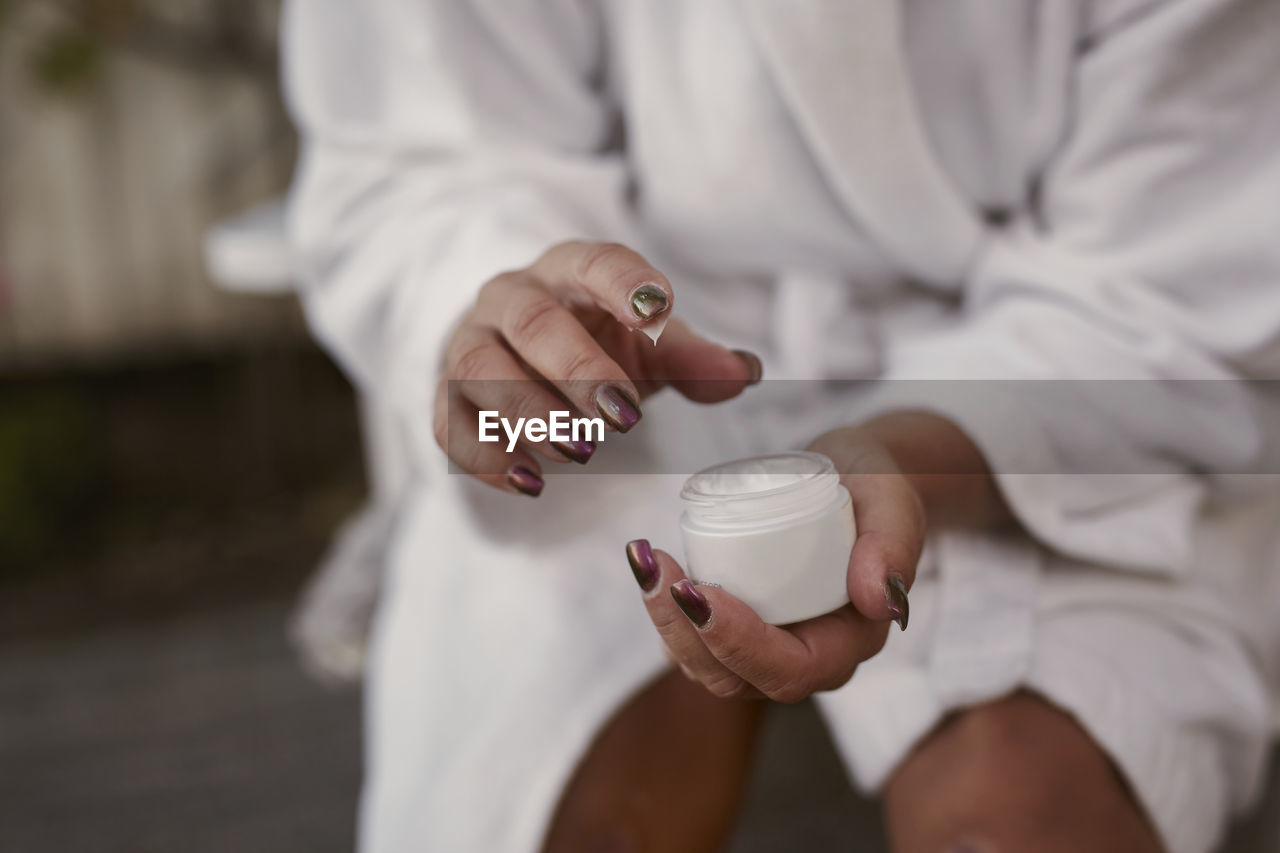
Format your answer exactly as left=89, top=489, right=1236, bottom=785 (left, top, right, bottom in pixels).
left=282, top=2, right=1280, bottom=851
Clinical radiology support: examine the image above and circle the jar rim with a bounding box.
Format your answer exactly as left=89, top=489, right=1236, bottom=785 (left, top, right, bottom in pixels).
left=680, top=450, right=835, bottom=504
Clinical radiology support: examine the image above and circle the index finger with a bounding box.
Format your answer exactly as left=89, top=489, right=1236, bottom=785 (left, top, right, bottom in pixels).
left=530, top=241, right=673, bottom=333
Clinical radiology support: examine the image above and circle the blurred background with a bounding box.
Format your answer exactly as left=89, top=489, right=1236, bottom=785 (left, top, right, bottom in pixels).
left=1, top=2, right=1276, bottom=851
left=1, top=2, right=367, bottom=849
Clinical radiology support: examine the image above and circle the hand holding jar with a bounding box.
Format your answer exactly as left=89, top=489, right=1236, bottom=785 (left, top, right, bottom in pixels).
left=627, top=412, right=1010, bottom=703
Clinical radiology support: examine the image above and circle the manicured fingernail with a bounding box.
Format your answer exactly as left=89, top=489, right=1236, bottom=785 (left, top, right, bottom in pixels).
left=671, top=580, right=711, bottom=628
left=625, top=539, right=659, bottom=593
left=732, top=350, right=763, bottom=385
left=629, top=283, right=669, bottom=320
left=551, top=439, right=596, bottom=464
left=506, top=465, right=543, bottom=497
left=885, top=574, right=909, bottom=631
left=594, top=385, right=642, bottom=432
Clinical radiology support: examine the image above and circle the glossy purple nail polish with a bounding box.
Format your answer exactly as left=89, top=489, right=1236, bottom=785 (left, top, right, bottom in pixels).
left=731, top=350, right=764, bottom=385
left=885, top=574, right=909, bottom=631
left=506, top=465, right=544, bottom=497
left=625, top=539, right=659, bottom=592
left=594, top=385, right=642, bottom=432
left=671, top=580, right=712, bottom=628
left=551, top=439, right=596, bottom=464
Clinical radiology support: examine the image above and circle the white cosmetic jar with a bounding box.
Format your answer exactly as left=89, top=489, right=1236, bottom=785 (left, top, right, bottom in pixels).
left=679, top=451, right=856, bottom=625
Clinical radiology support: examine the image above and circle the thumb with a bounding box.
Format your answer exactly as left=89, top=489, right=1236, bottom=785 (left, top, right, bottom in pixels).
left=835, top=449, right=925, bottom=631
left=638, top=317, right=763, bottom=403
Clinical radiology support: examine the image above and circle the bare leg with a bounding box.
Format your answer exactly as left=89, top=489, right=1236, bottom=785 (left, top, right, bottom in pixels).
left=883, top=690, right=1164, bottom=853
left=541, top=668, right=764, bottom=853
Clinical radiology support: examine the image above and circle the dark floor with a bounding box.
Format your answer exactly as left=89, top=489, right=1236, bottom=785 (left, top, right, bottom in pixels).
left=0, top=596, right=362, bottom=853
left=0, top=349, right=369, bottom=852
left=2, top=353, right=1277, bottom=852
left=3, top=587, right=1277, bottom=853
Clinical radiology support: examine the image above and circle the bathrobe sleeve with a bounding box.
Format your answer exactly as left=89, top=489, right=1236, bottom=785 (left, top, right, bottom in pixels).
left=865, top=0, right=1280, bottom=573
left=282, top=0, right=629, bottom=470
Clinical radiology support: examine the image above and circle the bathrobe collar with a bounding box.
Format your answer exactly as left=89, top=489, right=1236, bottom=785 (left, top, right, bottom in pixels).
left=739, top=0, right=984, bottom=289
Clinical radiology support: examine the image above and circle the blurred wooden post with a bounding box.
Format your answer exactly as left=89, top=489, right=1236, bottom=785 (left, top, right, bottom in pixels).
left=0, top=1, right=299, bottom=370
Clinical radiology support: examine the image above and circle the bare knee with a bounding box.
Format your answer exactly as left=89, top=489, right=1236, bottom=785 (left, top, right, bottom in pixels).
left=883, top=691, right=1163, bottom=853
left=541, top=669, right=763, bottom=853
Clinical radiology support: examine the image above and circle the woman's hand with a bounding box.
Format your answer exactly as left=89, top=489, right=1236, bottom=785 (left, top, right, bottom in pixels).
left=435, top=241, right=761, bottom=497
left=627, top=412, right=1007, bottom=702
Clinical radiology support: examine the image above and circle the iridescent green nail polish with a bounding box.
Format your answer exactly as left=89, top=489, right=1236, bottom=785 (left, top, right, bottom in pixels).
left=629, top=283, right=669, bottom=320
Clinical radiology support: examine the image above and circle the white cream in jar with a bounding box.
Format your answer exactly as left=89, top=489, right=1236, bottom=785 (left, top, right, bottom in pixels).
left=679, top=451, right=855, bottom=625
